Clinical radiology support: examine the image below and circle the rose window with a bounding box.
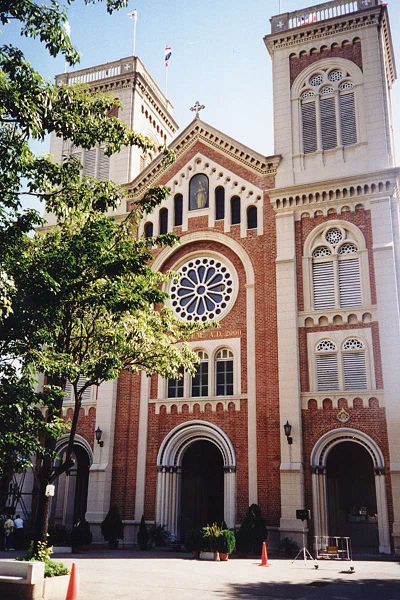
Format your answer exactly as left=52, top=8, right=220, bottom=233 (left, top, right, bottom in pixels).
left=170, top=257, right=234, bottom=321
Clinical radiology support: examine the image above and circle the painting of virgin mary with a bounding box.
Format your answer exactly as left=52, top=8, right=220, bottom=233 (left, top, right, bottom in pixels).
left=189, top=174, right=209, bottom=210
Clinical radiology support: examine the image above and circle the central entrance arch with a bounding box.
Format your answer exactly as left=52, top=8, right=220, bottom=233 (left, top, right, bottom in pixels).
left=180, top=440, right=224, bottom=537
left=156, top=420, right=236, bottom=539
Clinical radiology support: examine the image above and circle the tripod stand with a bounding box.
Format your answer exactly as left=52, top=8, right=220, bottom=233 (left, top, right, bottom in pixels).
left=291, top=522, right=315, bottom=567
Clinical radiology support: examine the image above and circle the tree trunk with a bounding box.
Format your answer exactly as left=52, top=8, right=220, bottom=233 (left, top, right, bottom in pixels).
left=33, top=439, right=56, bottom=544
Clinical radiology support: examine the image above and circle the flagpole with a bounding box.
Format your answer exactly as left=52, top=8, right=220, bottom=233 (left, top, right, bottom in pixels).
left=128, top=10, right=137, bottom=56
left=165, top=64, right=168, bottom=97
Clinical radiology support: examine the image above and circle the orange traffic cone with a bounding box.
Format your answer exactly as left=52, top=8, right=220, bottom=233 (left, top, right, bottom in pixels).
left=259, top=541, right=270, bottom=567
left=65, top=562, right=78, bottom=600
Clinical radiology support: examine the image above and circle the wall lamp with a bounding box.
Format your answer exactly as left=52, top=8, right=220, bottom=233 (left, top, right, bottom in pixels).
left=284, top=421, right=293, bottom=445
left=95, top=426, right=104, bottom=447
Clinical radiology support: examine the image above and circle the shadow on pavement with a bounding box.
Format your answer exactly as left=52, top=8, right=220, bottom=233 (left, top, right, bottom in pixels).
left=219, top=578, right=400, bottom=599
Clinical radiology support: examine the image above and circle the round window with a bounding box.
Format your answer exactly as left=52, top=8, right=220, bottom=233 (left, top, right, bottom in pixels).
left=169, top=257, right=235, bottom=322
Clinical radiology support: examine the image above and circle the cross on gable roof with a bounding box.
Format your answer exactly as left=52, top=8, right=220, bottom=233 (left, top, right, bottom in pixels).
left=126, top=118, right=281, bottom=200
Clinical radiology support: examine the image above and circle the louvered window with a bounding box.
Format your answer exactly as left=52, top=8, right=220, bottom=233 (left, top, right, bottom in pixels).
left=83, top=148, right=96, bottom=177
left=316, top=353, right=339, bottom=391
left=312, top=261, right=335, bottom=309
left=311, top=228, right=364, bottom=311
left=301, top=101, right=317, bottom=154
left=97, top=148, right=110, bottom=180
left=343, top=352, right=367, bottom=390
left=64, top=376, right=92, bottom=403
left=339, top=92, right=357, bottom=146
left=338, top=258, right=361, bottom=307
left=299, top=70, right=358, bottom=152
left=320, top=96, right=337, bottom=150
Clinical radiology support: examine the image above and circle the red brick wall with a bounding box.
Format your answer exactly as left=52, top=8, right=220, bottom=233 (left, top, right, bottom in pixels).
left=65, top=406, right=96, bottom=449
left=289, top=39, right=363, bottom=86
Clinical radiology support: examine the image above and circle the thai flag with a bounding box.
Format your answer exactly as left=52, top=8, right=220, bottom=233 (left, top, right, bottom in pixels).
left=298, top=13, right=317, bottom=25
left=165, top=46, right=172, bottom=68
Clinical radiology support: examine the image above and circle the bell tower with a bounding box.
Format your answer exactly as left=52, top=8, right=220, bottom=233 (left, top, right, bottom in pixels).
left=264, top=0, right=396, bottom=188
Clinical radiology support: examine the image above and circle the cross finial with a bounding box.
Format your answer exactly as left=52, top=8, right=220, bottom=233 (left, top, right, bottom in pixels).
left=190, top=100, right=205, bottom=119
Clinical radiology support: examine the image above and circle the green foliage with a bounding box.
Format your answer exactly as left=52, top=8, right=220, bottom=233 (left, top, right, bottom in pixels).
left=0, top=0, right=203, bottom=492
left=217, top=529, right=236, bottom=555
left=101, top=506, right=124, bottom=546
left=201, top=523, right=222, bottom=552
left=71, top=519, right=92, bottom=548
left=184, top=528, right=204, bottom=552
left=17, top=539, right=68, bottom=576
left=236, top=504, right=268, bottom=555
left=137, top=515, right=148, bottom=551
left=279, top=537, right=299, bottom=557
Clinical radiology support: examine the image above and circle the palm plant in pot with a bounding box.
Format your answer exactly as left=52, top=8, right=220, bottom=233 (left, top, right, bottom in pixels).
left=201, top=523, right=222, bottom=560
left=184, top=528, right=203, bottom=559
left=217, top=529, right=236, bottom=561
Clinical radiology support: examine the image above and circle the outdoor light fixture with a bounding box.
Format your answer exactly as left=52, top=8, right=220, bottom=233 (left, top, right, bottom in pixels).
left=284, top=421, right=293, bottom=445
left=95, top=426, right=104, bottom=447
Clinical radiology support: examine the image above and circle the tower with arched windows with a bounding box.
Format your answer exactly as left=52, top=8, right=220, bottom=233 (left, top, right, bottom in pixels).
left=34, top=0, right=400, bottom=557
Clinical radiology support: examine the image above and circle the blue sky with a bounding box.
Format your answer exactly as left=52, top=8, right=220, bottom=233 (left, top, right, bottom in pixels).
left=3, top=0, right=400, bottom=172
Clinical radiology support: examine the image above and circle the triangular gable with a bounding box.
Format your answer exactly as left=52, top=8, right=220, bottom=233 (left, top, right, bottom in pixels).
left=127, top=118, right=280, bottom=199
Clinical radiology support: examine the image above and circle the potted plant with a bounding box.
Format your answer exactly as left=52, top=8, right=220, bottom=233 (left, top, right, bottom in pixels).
left=137, top=515, right=149, bottom=550
left=184, top=528, right=203, bottom=559
left=201, top=523, right=222, bottom=561
left=101, top=505, right=124, bottom=549
left=217, top=529, right=236, bottom=561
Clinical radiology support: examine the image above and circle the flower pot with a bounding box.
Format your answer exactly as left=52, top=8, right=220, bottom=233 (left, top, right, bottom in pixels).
left=43, top=574, right=70, bottom=600
left=199, top=551, right=216, bottom=560
left=219, top=552, right=229, bottom=561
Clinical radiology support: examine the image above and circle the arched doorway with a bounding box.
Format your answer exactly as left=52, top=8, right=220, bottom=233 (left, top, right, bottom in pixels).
left=156, top=420, right=236, bottom=538
left=326, top=441, right=378, bottom=550
left=51, top=442, right=91, bottom=528
left=180, top=440, right=224, bottom=537
left=311, top=428, right=390, bottom=554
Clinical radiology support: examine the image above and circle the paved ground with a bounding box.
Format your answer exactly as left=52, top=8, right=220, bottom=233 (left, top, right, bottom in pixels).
left=1, top=549, right=400, bottom=599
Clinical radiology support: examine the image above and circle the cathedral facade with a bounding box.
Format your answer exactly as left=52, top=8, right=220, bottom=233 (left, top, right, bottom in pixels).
left=45, top=0, right=400, bottom=555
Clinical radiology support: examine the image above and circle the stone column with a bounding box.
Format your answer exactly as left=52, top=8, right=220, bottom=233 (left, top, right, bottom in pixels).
left=370, top=196, right=400, bottom=554
left=223, top=466, right=236, bottom=528
left=86, top=379, right=118, bottom=541
left=275, top=212, right=305, bottom=545
left=374, top=469, right=391, bottom=554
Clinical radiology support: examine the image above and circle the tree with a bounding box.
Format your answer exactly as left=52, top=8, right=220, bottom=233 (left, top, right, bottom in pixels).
left=0, top=0, right=207, bottom=545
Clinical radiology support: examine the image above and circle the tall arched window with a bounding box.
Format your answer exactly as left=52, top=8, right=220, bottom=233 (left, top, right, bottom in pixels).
left=174, top=194, right=183, bottom=226
left=300, top=68, right=357, bottom=153
left=191, top=351, right=208, bottom=397
left=231, top=196, right=240, bottom=225
left=144, top=222, right=153, bottom=238
left=215, top=349, right=234, bottom=396
left=247, top=205, right=257, bottom=229
left=167, top=367, right=184, bottom=398
left=311, top=226, right=362, bottom=310
left=215, top=186, right=225, bottom=220
left=159, top=208, right=168, bottom=234
left=315, top=337, right=368, bottom=392
left=189, top=174, right=209, bottom=210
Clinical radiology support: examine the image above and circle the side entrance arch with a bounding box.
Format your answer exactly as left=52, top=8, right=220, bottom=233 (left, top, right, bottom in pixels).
left=310, top=428, right=390, bottom=554
left=156, top=421, right=236, bottom=539
left=50, top=435, right=93, bottom=529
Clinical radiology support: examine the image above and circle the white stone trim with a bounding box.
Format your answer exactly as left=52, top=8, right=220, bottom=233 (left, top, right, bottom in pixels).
left=134, top=373, right=151, bottom=520
left=55, top=434, right=93, bottom=465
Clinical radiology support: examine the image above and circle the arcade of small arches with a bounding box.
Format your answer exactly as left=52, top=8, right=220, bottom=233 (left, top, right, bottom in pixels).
left=143, top=174, right=259, bottom=238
